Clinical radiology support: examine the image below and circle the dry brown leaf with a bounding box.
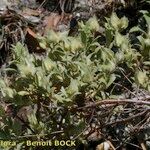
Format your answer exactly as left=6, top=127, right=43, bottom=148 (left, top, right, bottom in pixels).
left=43, top=13, right=72, bottom=34
left=43, top=13, right=61, bottom=32
left=26, top=28, right=37, bottom=38
left=96, top=141, right=111, bottom=150
left=22, top=8, right=41, bottom=16
left=96, top=143, right=104, bottom=150
left=25, top=28, right=45, bottom=53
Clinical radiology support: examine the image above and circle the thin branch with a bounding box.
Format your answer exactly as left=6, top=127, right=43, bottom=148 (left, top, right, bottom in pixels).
left=125, top=141, right=142, bottom=149
left=107, top=140, right=116, bottom=150
left=140, top=141, right=147, bottom=150
left=119, top=68, right=133, bottom=84
left=37, top=0, right=47, bottom=10
left=72, top=108, right=95, bottom=140
left=78, top=97, right=150, bottom=109
left=15, top=115, right=35, bottom=134
left=113, top=82, right=136, bottom=97
left=104, top=110, right=149, bottom=127
left=13, top=130, right=63, bottom=139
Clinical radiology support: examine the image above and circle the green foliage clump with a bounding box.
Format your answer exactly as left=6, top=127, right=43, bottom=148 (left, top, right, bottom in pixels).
left=0, top=12, right=149, bottom=149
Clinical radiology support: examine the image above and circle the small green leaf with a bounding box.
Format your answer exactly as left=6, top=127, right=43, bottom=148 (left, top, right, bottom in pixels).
left=18, top=91, right=29, bottom=96
left=110, top=13, right=128, bottom=31
left=115, top=32, right=125, bottom=47
left=135, top=70, right=148, bottom=85
left=107, top=74, right=116, bottom=88
left=67, top=78, right=79, bottom=96
left=80, top=31, right=87, bottom=44
left=87, top=16, right=100, bottom=31
left=110, top=13, right=120, bottom=30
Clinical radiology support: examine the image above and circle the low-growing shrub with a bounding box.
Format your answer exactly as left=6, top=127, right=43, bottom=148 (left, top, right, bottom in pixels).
left=0, top=12, right=149, bottom=149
